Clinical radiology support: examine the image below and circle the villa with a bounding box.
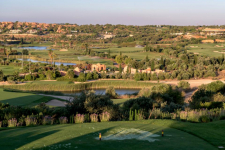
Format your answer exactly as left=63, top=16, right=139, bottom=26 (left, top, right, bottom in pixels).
left=91, top=63, right=106, bottom=72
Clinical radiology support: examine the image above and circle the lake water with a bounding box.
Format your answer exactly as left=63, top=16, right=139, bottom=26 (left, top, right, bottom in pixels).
left=18, top=46, right=49, bottom=50
left=18, top=58, right=76, bottom=66
left=65, top=89, right=140, bottom=96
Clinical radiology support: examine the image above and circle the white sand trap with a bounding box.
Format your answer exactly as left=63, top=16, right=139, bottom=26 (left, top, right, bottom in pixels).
left=46, top=100, right=67, bottom=107
left=95, top=128, right=160, bottom=142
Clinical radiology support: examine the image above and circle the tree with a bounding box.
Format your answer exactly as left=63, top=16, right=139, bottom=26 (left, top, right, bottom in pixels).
left=6, top=49, right=11, bottom=61
left=105, top=86, right=118, bottom=98
left=115, top=55, right=123, bottom=64
left=151, top=61, right=155, bottom=71
left=108, top=49, right=111, bottom=58
left=0, top=70, right=3, bottom=81
left=48, top=49, right=54, bottom=65
left=119, top=64, right=122, bottom=73
left=145, top=55, right=149, bottom=62
left=66, top=70, right=75, bottom=79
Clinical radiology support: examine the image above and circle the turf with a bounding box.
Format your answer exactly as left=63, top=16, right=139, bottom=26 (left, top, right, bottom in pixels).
left=187, top=43, right=225, bottom=57
left=0, top=88, right=62, bottom=107
left=0, top=65, right=21, bottom=75
left=0, top=120, right=222, bottom=150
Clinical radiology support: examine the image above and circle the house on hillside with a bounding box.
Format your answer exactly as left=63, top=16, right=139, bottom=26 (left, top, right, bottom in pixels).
left=8, top=29, right=22, bottom=34
left=74, top=67, right=82, bottom=76
left=26, top=29, right=37, bottom=34
left=91, top=63, right=106, bottom=72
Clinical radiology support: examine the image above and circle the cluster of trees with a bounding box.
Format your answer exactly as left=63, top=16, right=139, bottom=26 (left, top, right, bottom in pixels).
left=190, top=81, right=225, bottom=109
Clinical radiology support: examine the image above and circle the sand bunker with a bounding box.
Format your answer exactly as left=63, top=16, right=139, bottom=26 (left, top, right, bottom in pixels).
left=46, top=100, right=67, bottom=107
left=95, top=128, right=160, bottom=142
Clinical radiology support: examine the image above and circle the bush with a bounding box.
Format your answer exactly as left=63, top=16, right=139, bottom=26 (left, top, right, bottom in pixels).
left=178, top=81, right=190, bottom=90
left=90, top=114, right=98, bottom=123
left=74, top=114, right=84, bottom=123
left=59, top=116, right=68, bottom=124
left=0, top=70, right=3, bottom=81
left=8, top=118, right=17, bottom=127
left=199, top=115, right=210, bottom=123
left=25, top=116, right=37, bottom=126
left=105, top=86, right=118, bottom=98
left=42, top=116, right=53, bottom=125
left=99, top=112, right=110, bottom=122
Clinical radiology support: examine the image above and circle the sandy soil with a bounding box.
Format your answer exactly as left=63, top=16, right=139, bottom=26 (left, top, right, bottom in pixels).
left=46, top=99, right=67, bottom=107
left=39, top=94, right=74, bottom=101
left=159, top=79, right=225, bottom=88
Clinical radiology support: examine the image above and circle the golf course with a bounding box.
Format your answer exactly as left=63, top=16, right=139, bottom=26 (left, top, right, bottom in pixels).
left=0, top=120, right=224, bottom=150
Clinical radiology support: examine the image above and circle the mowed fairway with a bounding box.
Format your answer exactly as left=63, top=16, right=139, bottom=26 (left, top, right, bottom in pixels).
left=0, top=120, right=223, bottom=150
left=0, top=88, right=58, bottom=106
left=0, top=65, right=21, bottom=75
left=187, top=43, right=225, bottom=57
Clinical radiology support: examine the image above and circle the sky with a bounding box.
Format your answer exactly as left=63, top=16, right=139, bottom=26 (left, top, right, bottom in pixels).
left=0, top=0, right=225, bottom=26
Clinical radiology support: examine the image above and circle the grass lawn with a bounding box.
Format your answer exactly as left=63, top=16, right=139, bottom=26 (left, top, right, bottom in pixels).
left=187, top=43, right=225, bottom=57
left=0, top=88, right=62, bottom=107
left=0, top=65, right=21, bottom=75
left=0, top=120, right=223, bottom=150
left=112, top=98, right=130, bottom=105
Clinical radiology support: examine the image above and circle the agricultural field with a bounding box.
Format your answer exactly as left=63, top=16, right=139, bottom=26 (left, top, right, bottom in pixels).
left=187, top=43, right=225, bottom=57
left=0, top=120, right=223, bottom=150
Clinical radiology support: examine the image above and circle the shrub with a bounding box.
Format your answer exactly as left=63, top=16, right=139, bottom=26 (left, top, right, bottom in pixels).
left=178, top=81, right=190, bottom=90
left=42, top=116, right=53, bottom=125
left=90, top=114, right=98, bottom=123
left=105, top=86, right=118, bottom=98
left=99, top=112, right=110, bottom=122
left=75, top=114, right=85, bottom=123
left=25, top=116, right=37, bottom=126
left=8, top=118, right=17, bottom=127
left=0, top=70, right=3, bottom=81
left=77, top=73, right=87, bottom=82
left=0, top=121, right=2, bottom=128
left=199, top=115, right=210, bottom=123
left=59, top=116, right=68, bottom=124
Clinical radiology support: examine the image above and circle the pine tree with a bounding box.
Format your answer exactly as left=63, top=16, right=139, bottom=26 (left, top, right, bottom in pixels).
left=146, top=55, right=149, bottom=62
left=119, top=64, right=122, bottom=73
left=108, top=49, right=111, bottom=58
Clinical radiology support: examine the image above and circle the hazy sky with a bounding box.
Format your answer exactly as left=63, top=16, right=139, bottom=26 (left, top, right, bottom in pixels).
left=1, top=0, right=225, bottom=25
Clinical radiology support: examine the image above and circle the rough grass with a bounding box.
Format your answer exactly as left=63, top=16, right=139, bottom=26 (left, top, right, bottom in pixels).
left=0, top=120, right=221, bottom=150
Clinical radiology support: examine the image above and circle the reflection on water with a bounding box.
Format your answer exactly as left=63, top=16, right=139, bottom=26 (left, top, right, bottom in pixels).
left=18, top=58, right=76, bottom=66
left=18, top=46, right=48, bottom=50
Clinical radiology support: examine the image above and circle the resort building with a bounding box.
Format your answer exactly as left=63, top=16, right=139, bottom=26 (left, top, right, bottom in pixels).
left=91, top=63, right=106, bottom=72
left=8, top=29, right=22, bottom=34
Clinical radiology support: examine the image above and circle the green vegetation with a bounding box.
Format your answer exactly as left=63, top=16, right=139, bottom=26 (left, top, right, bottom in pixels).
left=0, top=120, right=223, bottom=150
left=187, top=43, right=225, bottom=57
left=0, top=65, right=21, bottom=75
left=4, top=80, right=159, bottom=92
left=0, top=88, right=63, bottom=107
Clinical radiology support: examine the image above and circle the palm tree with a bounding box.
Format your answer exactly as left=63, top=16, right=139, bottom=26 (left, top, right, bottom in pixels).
left=48, top=49, right=54, bottom=65
left=81, top=43, right=89, bottom=53
left=6, top=49, right=11, bottom=61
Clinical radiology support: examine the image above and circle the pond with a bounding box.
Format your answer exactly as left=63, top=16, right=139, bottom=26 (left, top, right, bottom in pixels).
left=64, top=89, right=140, bottom=96
left=18, top=46, right=49, bottom=50
left=17, top=58, right=76, bottom=66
